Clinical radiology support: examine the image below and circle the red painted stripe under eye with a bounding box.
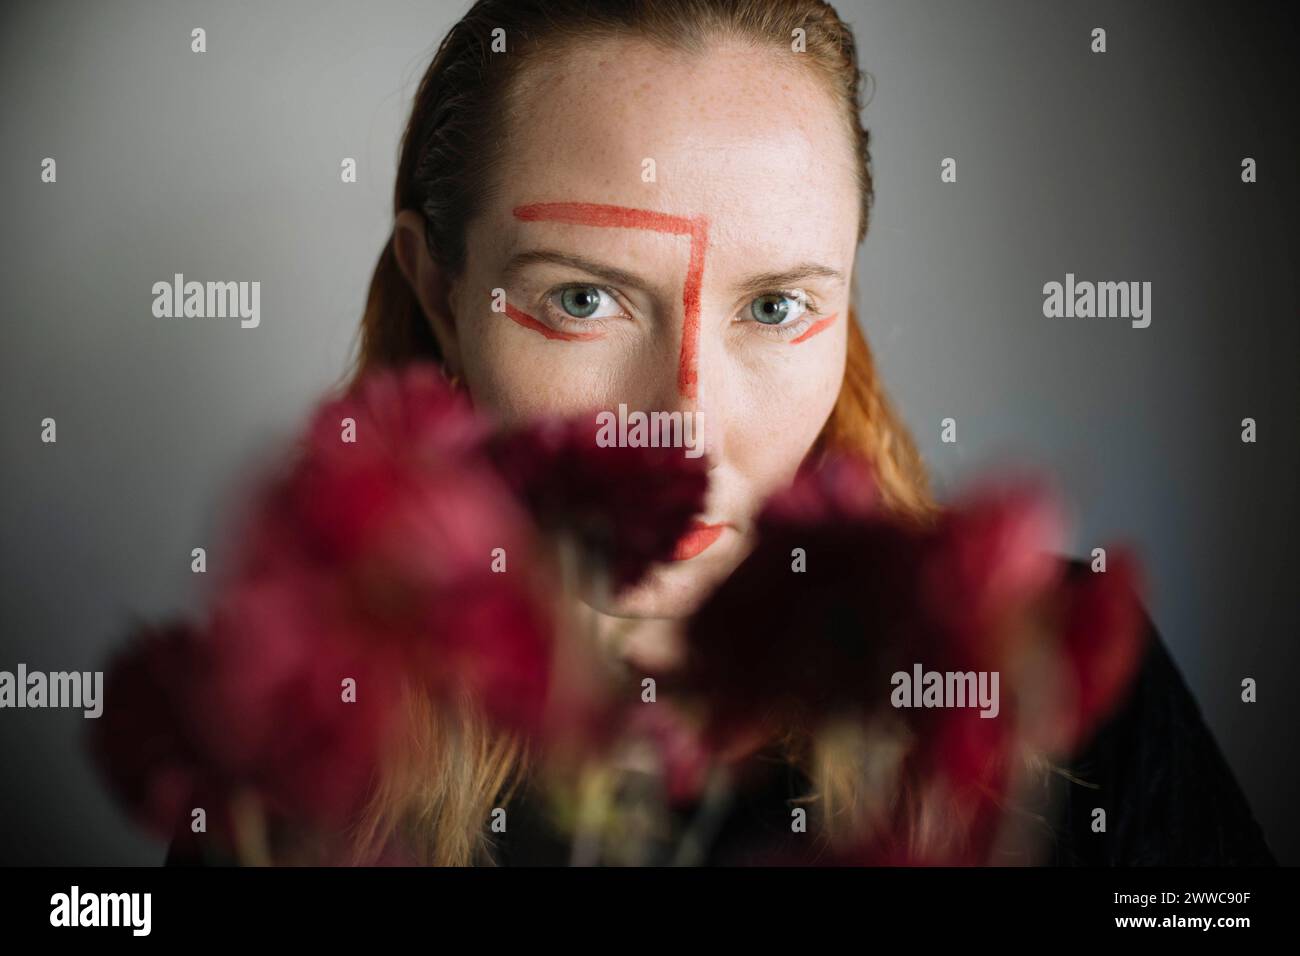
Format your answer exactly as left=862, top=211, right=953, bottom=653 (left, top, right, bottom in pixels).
left=790, top=312, right=839, bottom=344
left=503, top=301, right=604, bottom=342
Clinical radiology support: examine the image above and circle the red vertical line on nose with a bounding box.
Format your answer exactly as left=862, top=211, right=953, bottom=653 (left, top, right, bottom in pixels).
left=677, top=217, right=708, bottom=401
left=512, top=202, right=711, bottom=401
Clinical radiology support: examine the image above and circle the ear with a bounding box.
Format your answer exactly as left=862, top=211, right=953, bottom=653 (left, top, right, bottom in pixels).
left=392, top=208, right=463, bottom=375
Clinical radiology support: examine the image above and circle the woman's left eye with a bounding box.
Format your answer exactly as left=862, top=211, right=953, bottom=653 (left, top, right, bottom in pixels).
left=745, top=292, right=815, bottom=335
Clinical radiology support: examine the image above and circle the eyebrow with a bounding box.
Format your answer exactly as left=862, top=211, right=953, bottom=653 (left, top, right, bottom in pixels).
left=732, top=264, right=847, bottom=297
left=503, top=249, right=650, bottom=292
left=502, top=248, right=846, bottom=296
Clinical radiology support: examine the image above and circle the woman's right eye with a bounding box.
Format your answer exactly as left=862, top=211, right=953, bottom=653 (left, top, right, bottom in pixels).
left=551, top=285, right=621, bottom=320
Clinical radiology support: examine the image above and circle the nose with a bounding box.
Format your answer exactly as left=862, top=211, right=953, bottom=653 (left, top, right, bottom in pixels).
left=642, top=326, right=722, bottom=469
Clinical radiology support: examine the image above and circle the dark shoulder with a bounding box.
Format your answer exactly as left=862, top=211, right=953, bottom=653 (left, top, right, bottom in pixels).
left=162, top=827, right=238, bottom=867
left=1046, top=557, right=1275, bottom=865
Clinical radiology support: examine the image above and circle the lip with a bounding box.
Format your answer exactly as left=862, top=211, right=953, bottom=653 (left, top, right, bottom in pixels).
left=670, top=520, right=727, bottom=561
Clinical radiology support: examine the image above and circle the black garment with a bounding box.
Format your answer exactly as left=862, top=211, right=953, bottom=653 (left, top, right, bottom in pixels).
left=166, top=563, right=1277, bottom=866
left=1044, top=619, right=1275, bottom=865
left=1041, top=558, right=1273, bottom=865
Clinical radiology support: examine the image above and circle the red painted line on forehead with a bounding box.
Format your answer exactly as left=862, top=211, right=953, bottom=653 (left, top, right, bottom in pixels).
left=790, top=312, right=839, bottom=344
left=514, top=201, right=697, bottom=236
left=512, top=201, right=710, bottom=401
left=503, top=301, right=603, bottom=342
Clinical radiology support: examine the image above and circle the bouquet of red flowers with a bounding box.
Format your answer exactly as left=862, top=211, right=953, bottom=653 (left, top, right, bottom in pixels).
left=88, top=364, right=1147, bottom=866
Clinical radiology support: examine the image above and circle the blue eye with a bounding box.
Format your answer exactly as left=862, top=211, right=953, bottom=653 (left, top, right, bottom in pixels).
left=559, top=286, right=604, bottom=318
left=750, top=294, right=790, bottom=325
left=750, top=292, right=813, bottom=326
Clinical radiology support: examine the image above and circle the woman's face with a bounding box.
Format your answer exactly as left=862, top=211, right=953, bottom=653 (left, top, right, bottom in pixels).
left=404, top=37, right=861, bottom=619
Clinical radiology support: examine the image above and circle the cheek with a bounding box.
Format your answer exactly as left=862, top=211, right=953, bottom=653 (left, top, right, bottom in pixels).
left=723, top=327, right=846, bottom=493
left=458, top=314, right=635, bottom=426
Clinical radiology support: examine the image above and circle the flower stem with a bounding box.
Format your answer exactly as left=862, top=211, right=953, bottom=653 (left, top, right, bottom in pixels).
left=229, top=790, right=273, bottom=867
left=671, top=765, right=735, bottom=866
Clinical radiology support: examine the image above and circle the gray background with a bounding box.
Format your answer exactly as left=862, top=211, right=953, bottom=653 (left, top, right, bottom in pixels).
left=1, top=0, right=1295, bottom=864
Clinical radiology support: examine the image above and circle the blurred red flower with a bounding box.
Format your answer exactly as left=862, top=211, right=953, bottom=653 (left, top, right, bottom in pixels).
left=92, top=364, right=557, bottom=838
left=677, top=451, right=1148, bottom=864
left=487, top=415, right=709, bottom=593
left=87, top=621, right=234, bottom=843
left=88, top=366, right=1149, bottom=869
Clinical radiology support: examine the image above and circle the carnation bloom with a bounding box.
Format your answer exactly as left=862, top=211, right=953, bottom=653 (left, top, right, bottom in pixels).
left=487, top=415, right=709, bottom=593
left=91, top=365, right=714, bottom=848
left=677, top=452, right=1148, bottom=864
left=92, top=365, right=557, bottom=838
left=87, top=621, right=234, bottom=843
left=228, top=365, right=556, bottom=735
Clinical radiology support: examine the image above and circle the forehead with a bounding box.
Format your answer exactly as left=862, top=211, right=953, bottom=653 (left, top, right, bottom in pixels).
left=484, top=35, right=861, bottom=267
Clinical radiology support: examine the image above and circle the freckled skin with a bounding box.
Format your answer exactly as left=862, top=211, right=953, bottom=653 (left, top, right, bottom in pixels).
left=400, top=37, right=861, bottom=621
